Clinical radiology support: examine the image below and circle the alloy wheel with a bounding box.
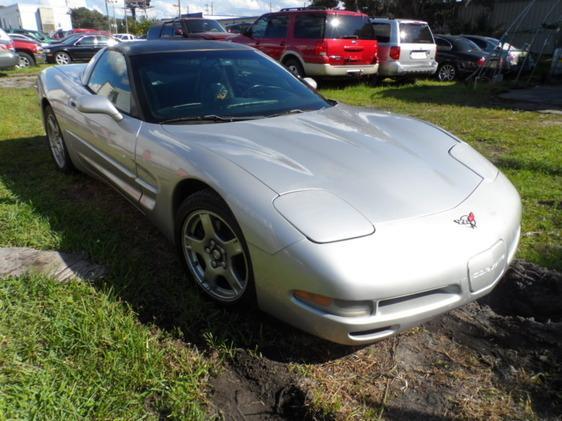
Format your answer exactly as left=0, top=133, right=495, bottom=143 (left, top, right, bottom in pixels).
left=17, top=55, right=32, bottom=68
left=46, top=112, right=66, bottom=168
left=55, top=52, right=70, bottom=65
left=438, top=64, right=456, bottom=81
left=182, top=210, right=249, bottom=302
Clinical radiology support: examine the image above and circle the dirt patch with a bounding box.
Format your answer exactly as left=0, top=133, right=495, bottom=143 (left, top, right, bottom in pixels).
left=0, top=75, right=36, bottom=89
left=208, top=260, right=562, bottom=420
left=209, top=350, right=319, bottom=420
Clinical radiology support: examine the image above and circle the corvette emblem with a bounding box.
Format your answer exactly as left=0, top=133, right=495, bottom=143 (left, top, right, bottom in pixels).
left=454, top=212, right=477, bottom=229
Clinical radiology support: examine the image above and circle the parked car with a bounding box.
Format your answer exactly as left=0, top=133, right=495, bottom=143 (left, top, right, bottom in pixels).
left=51, top=29, right=70, bottom=40
left=37, top=40, right=521, bottom=345
left=11, top=28, right=54, bottom=44
left=0, top=28, right=18, bottom=69
left=460, top=35, right=534, bottom=73
left=147, top=18, right=233, bottom=41
left=114, top=33, right=137, bottom=41
left=434, top=35, right=487, bottom=81
left=225, top=22, right=252, bottom=34
left=231, top=7, right=378, bottom=78
left=371, top=18, right=437, bottom=80
left=0, top=43, right=18, bottom=70
left=9, top=35, right=45, bottom=67
left=44, top=34, right=118, bottom=64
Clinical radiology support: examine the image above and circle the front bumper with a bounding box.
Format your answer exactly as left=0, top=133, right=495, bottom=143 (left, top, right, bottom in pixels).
left=251, top=171, right=521, bottom=345
left=304, top=62, right=378, bottom=77
left=378, top=60, right=438, bottom=77
left=0, top=52, right=18, bottom=69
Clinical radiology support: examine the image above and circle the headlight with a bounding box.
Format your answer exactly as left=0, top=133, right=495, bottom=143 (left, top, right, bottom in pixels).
left=273, top=190, right=374, bottom=243
left=44, top=48, right=51, bottom=53
left=449, top=143, right=498, bottom=181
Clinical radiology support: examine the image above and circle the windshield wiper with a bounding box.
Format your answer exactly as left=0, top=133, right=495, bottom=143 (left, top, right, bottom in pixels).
left=160, top=114, right=258, bottom=124
left=266, top=109, right=305, bottom=118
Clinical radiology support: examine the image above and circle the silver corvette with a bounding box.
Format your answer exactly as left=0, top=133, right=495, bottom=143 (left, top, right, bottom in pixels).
left=37, top=41, right=521, bottom=345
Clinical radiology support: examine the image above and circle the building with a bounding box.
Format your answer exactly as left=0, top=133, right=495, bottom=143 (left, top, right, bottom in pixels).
left=0, top=0, right=86, bottom=33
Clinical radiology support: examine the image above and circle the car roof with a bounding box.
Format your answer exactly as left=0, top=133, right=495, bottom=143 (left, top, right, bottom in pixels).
left=110, top=40, right=253, bottom=56
left=371, top=18, right=428, bottom=24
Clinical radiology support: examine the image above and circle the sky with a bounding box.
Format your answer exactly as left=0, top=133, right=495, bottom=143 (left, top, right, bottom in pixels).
left=0, top=0, right=308, bottom=19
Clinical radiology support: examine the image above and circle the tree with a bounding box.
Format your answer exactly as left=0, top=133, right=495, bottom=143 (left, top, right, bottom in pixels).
left=311, top=0, right=340, bottom=8
left=70, top=7, right=109, bottom=30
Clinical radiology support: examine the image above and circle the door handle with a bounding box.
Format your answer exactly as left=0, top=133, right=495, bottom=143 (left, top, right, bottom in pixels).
left=280, top=42, right=286, bottom=47
left=69, top=99, right=77, bottom=108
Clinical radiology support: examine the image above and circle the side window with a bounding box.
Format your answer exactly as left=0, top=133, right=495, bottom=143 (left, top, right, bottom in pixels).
left=372, top=22, right=391, bottom=43
left=96, top=36, right=110, bottom=45
left=87, top=50, right=133, bottom=114
left=251, top=16, right=268, bottom=39
left=265, top=15, right=288, bottom=38
left=435, top=38, right=451, bottom=50
left=77, top=36, right=96, bottom=46
left=174, top=21, right=184, bottom=37
left=161, top=23, right=175, bottom=38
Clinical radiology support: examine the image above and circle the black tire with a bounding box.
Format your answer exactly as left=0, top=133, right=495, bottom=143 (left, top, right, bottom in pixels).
left=16, top=52, right=35, bottom=68
left=436, top=63, right=457, bottom=82
left=175, top=189, right=256, bottom=307
left=44, top=105, right=74, bottom=173
left=55, top=51, right=72, bottom=65
left=284, top=57, right=305, bottom=78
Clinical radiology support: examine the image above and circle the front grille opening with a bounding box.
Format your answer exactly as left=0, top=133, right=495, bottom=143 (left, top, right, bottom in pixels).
left=378, top=285, right=461, bottom=316
left=349, top=325, right=397, bottom=339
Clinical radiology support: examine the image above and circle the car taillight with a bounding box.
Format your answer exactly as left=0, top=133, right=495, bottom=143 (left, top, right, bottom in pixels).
left=389, top=46, right=400, bottom=60
left=478, top=57, right=486, bottom=66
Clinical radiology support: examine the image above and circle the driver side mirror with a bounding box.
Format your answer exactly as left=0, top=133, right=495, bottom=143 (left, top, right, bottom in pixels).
left=303, top=77, right=317, bottom=90
left=74, top=95, right=123, bottom=122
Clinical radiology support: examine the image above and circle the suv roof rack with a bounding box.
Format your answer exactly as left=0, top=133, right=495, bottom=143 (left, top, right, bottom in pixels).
left=279, top=6, right=327, bottom=11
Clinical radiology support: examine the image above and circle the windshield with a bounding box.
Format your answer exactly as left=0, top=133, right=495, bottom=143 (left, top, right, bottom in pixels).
left=326, top=15, right=374, bottom=40
left=133, top=50, right=331, bottom=123
left=399, top=23, right=433, bottom=44
left=185, top=19, right=225, bottom=33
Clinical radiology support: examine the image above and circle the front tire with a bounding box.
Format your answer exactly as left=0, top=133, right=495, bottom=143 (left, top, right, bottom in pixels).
left=16, top=52, right=34, bottom=68
left=55, top=52, right=71, bottom=65
left=176, top=189, right=255, bottom=306
left=44, top=105, right=74, bottom=173
left=436, top=63, right=457, bottom=81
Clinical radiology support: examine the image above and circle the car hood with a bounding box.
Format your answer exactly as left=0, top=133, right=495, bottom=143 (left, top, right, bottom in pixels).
left=163, top=104, right=482, bottom=223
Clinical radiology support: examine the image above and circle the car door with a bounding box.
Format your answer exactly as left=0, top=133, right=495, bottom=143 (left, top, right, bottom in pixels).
left=397, top=22, right=436, bottom=67
left=72, top=35, right=98, bottom=61
left=76, top=49, right=143, bottom=202
left=258, top=14, right=289, bottom=60
left=435, top=37, right=454, bottom=64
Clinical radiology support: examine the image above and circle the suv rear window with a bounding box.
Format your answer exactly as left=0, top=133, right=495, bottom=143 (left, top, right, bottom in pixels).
left=326, top=15, right=374, bottom=40
left=399, top=23, right=433, bottom=44
left=372, top=22, right=391, bottom=43
left=185, top=19, right=225, bottom=33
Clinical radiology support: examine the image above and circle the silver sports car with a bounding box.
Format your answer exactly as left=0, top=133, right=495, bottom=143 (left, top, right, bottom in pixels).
left=37, top=41, right=521, bottom=345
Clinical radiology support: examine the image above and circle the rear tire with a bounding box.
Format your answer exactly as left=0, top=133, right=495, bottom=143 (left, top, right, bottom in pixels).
left=284, top=57, right=305, bottom=78
left=16, top=52, right=34, bottom=68
left=44, top=105, right=74, bottom=173
left=175, top=189, right=256, bottom=307
left=436, top=63, right=456, bottom=81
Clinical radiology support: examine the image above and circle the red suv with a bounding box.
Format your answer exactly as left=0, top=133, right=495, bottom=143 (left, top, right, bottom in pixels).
left=10, top=36, right=45, bottom=68
left=231, top=7, right=378, bottom=78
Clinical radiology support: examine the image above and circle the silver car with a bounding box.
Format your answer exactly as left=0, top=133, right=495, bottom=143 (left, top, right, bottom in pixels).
left=37, top=41, right=521, bottom=345
left=371, top=18, right=438, bottom=79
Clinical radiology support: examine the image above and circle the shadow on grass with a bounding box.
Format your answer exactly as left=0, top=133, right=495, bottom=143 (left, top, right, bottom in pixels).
left=0, top=135, right=358, bottom=364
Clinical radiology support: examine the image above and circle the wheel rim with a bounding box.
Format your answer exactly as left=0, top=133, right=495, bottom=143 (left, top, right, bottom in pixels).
left=56, top=53, right=69, bottom=65
left=287, top=64, right=301, bottom=77
left=46, top=113, right=66, bottom=168
left=182, top=210, right=249, bottom=302
left=17, top=55, right=31, bottom=68
left=438, top=64, right=455, bottom=81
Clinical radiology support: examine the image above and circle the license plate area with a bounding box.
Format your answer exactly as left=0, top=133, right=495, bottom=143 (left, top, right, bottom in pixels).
left=468, top=240, right=507, bottom=293
left=410, top=51, right=428, bottom=59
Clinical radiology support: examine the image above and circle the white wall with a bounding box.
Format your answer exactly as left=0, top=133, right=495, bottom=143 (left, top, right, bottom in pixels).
left=0, top=4, right=73, bottom=31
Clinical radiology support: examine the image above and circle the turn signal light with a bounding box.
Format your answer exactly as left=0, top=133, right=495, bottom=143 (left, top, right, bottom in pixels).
left=294, top=290, right=333, bottom=307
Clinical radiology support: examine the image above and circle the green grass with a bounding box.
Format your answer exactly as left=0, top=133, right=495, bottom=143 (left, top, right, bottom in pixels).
left=0, top=63, right=52, bottom=77
left=0, top=274, right=209, bottom=419
left=320, top=80, right=562, bottom=270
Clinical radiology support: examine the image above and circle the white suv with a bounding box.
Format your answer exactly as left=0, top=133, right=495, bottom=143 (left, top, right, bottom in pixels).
left=371, top=18, right=438, bottom=80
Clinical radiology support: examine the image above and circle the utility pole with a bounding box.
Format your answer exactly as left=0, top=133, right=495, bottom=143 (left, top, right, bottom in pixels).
left=104, top=0, right=111, bottom=31
left=178, top=0, right=181, bottom=17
